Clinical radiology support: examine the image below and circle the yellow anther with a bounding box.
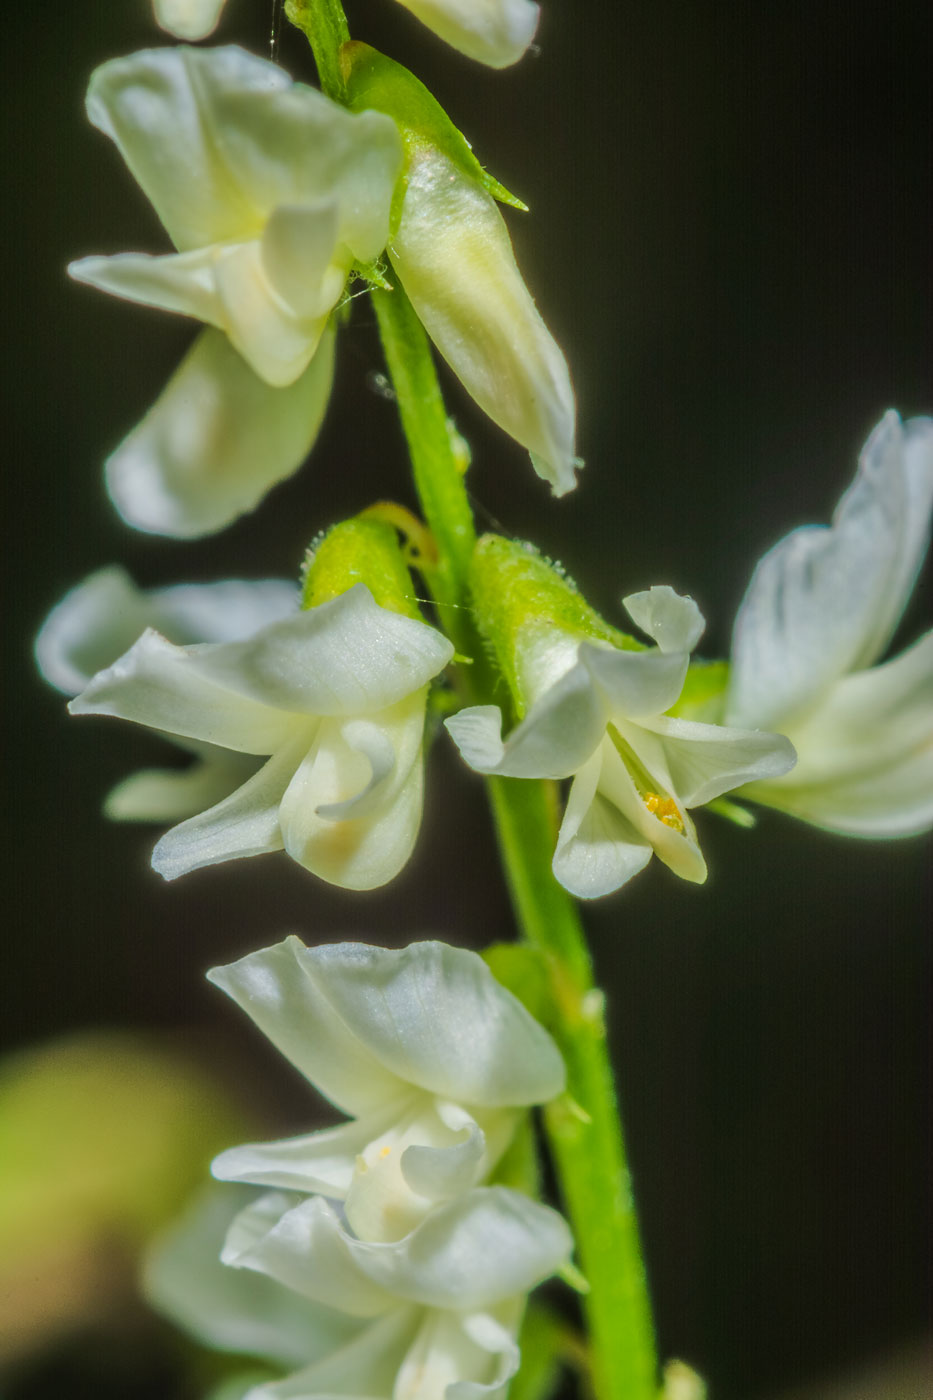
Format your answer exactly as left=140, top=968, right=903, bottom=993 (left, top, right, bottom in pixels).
left=643, top=792, right=684, bottom=832
left=379, top=1145, right=392, bottom=1159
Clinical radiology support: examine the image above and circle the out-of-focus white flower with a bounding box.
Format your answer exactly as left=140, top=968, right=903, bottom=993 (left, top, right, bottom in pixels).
left=69, top=585, right=453, bottom=889
left=724, top=410, right=933, bottom=836
left=391, top=0, right=540, bottom=68
left=36, top=567, right=296, bottom=821
left=389, top=144, right=578, bottom=496
left=154, top=0, right=226, bottom=40
left=209, top=937, right=565, bottom=1242
left=447, top=579, right=795, bottom=897
left=146, top=1184, right=364, bottom=1373
left=222, top=1185, right=571, bottom=1400
left=68, top=47, right=401, bottom=535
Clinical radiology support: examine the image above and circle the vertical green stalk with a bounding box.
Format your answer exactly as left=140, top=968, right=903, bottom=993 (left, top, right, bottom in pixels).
left=285, top=0, right=349, bottom=100
left=488, top=776, right=659, bottom=1400
left=371, top=283, right=476, bottom=621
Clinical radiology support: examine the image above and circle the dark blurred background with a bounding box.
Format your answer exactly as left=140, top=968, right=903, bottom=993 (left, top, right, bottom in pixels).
left=2, top=1, right=931, bottom=1396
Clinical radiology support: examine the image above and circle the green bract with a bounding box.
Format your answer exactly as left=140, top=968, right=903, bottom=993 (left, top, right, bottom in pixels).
left=302, top=517, right=423, bottom=621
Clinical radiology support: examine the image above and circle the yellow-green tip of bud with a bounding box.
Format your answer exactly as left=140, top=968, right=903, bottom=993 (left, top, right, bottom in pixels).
left=469, top=535, right=641, bottom=713
left=302, top=517, right=422, bottom=621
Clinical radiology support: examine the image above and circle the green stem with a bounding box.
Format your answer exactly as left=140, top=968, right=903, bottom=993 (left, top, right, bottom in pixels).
left=488, top=776, right=658, bottom=1400
left=372, top=282, right=477, bottom=653
left=285, top=0, right=349, bottom=101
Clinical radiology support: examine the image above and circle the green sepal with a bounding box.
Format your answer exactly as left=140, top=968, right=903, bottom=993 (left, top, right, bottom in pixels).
left=340, top=42, right=528, bottom=223
left=470, top=535, right=643, bottom=714
left=666, top=657, right=729, bottom=722
left=301, top=516, right=421, bottom=621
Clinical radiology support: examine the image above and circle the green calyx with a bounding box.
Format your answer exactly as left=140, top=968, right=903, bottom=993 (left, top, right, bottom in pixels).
left=469, top=535, right=642, bottom=713
left=301, top=516, right=422, bottom=621
left=340, top=41, right=527, bottom=229
left=667, top=658, right=729, bottom=722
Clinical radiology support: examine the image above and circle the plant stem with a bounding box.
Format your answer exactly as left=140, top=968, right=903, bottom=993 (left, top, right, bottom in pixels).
left=488, top=776, right=659, bottom=1400
left=285, top=0, right=349, bottom=101
left=372, top=282, right=477, bottom=656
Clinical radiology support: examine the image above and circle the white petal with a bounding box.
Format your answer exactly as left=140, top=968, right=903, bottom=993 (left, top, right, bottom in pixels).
left=343, top=1099, right=488, bottom=1243
left=390, top=149, right=577, bottom=495
left=154, top=0, right=227, bottom=40
left=212, top=1112, right=400, bottom=1196
left=189, top=586, right=453, bottom=717
left=69, top=246, right=225, bottom=323
left=741, top=631, right=933, bottom=836
left=395, top=1305, right=521, bottom=1400
left=246, top=1308, right=418, bottom=1400
left=343, top=1188, right=572, bottom=1311
left=622, top=586, right=705, bottom=654
left=222, top=1193, right=395, bottom=1317
left=552, top=752, right=653, bottom=898
left=212, top=239, right=331, bottom=386
left=104, top=748, right=261, bottom=823
left=144, top=1184, right=358, bottom=1368
left=149, top=578, right=298, bottom=643
left=445, top=659, right=606, bottom=779
left=279, top=701, right=427, bottom=890
left=35, top=567, right=154, bottom=694
left=597, top=735, right=707, bottom=883
left=295, top=941, right=565, bottom=1107
left=83, top=48, right=291, bottom=250
left=393, top=0, right=539, bottom=68
left=151, top=736, right=307, bottom=879
left=230, top=1190, right=569, bottom=1315
left=261, top=202, right=341, bottom=320
left=727, top=410, right=933, bottom=730
left=207, top=937, right=414, bottom=1117
left=106, top=328, right=334, bottom=538
left=69, top=628, right=304, bottom=753
left=579, top=642, right=689, bottom=720
left=645, top=715, right=797, bottom=807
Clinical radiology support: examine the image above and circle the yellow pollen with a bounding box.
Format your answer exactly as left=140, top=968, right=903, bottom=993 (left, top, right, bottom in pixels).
left=379, top=1145, right=392, bottom=1159
left=643, top=792, right=684, bottom=832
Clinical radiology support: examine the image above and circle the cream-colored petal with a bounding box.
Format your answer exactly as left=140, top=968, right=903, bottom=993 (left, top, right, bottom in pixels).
left=151, top=734, right=311, bottom=879
left=154, top=0, right=227, bottom=40
left=623, top=586, right=705, bottom=655
left=390, top=149, right=577, bottom=495
left=69, top=628, right=304, bottom=753
left=104, top=749, right=261, bottom=824
left=69, top=247, right=224, bottom=325
left=107, top=328, right=334, bottom=538
left=392, top=0, right=539, bottom=68
left=552, top=753, right=654, bottom=899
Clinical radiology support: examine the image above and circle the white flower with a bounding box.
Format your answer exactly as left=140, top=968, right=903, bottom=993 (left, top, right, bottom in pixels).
left=724, top=409, right=933, bottom=836
left=68, top=47, right=401, bottom=535
left=222, top=1186, right=571, bottom=1400
left=209, top=937, right=565, bottom=1242
left=36, top=567, right=297, bottom=822
left=69, top=585, right=453, bottom=889
left=391, top=0, right=540, bottom=69
left=447, top=586, right=796, bottom=897
left=389, top=146, right=577, bottom=495
left=154, top=0, right=226, bottom=40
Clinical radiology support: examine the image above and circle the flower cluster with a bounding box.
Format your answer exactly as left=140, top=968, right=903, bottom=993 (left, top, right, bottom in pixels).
left=42, top=0, right=933, bottom=1392
left=146, top=937, right=571, bottom=1398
